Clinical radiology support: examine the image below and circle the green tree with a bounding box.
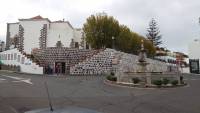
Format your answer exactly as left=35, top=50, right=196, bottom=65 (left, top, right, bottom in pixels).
left=83, top=13, right=120, bottom=49
left=83, top=13, right=156, bottom=57
left=143, top=39, right=156, bottom=57
left=130, top=32, right=142, bottom=54
left=115, top=25, right=132, bottom=52
left=146, top=18, right=162, bottom=47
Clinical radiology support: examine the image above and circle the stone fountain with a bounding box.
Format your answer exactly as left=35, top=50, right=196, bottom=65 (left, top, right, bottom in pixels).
left=137, top=40, right=151, bottom=86
left=115, top=39, right=152, bottom=86
left=113, top=40, right=183, bottom=87
left=137, top=40, right=149, bottom=73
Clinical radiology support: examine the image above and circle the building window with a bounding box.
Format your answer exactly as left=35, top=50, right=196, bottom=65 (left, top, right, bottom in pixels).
left=17, top=55, right=20, bottom=62
left=5, top=54, right=8, bottom=60
left=11, top=54, right=13, bottom=60
left=75, top=42, right=79, bottom=48
left=8, top=54, right=10, bottom=60
left=14, top=53, right=17, bottom=60
left=21, top=57, right=25, bottom=64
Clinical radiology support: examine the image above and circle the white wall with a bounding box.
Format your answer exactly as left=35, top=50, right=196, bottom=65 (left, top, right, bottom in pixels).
left=73, top=29, right=82, bottom=43
left=47, top=22, right=74, bottom=47
left=9, top=23, right=19, bottom=38
left=8, top=19, right=84, bottom=53
left=182, top=67, right=190, bottom=73
left=188, top=39, right=200, bottom=59
left=20, top=20, right=49, bottom=54
left=0, top=48, right=43, bottom=74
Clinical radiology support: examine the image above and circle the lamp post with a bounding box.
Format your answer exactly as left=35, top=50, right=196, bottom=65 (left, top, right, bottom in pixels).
left=112, top=36, right=115, bottom=49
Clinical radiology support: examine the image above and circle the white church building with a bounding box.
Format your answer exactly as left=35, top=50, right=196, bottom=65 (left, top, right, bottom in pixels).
left=0, top=15, right=89, bottom=74
left=6, top=15, right=84, bottom=53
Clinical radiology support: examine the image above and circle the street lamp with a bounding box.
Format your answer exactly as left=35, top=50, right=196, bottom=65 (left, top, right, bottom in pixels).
left=112, top=36, right=115, bottom=49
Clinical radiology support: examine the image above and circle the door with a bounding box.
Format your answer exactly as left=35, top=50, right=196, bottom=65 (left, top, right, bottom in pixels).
left=189, top=59, right=199, bottom=74
left=55, top=62, right=66, bottom=74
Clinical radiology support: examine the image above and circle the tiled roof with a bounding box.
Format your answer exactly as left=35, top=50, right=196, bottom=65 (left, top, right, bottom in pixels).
left=19, top=15, right=51, bottom=22
left=30, top=15, right=44, bottom=19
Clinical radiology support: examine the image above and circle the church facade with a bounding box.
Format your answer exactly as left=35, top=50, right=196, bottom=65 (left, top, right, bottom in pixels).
left=6, top=15, right=85, bottom=54
left=0, top=15, right=93, bottom=74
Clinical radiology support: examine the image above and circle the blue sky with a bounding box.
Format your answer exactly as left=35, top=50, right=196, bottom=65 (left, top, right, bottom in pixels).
left=0, top=0, right=200, bottom=53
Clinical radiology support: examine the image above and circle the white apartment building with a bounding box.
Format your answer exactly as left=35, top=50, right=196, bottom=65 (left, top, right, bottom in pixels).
left=188, top=39, right=200, bottom=74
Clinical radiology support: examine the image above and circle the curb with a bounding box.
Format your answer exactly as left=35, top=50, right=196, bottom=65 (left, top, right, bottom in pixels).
left=104, top=79, right=188, bottom=89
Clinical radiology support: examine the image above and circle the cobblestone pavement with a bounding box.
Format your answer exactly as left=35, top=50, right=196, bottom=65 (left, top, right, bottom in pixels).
left=0, top=71, right=200, bottom=113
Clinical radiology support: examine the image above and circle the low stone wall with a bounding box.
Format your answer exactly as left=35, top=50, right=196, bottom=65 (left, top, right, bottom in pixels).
left=0, top=64, right=20, bottom=72
left=117, top=72, right=179, bottom=84
left=0, top=48, right=43, bottom=74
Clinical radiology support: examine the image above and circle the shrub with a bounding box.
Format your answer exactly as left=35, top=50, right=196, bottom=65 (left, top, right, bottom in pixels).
left=152, top=80, right=163, bottom=87
left=180, top=76, right=184, bottom=84
left=132, top=77, right=140, bottom=84
left=162, top=78, right=169, bottom=85
left=106, top=75, right=117, bottom=82
left=110, top=72, right=115, bottom=76
left=171, top=80, right=178, bottom=86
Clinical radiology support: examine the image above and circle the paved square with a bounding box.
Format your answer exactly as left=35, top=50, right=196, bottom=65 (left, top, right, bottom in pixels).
left=0, top=71, right=200, bottom=113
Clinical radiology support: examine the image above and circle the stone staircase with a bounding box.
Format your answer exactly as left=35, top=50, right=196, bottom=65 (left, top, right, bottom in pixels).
left=22, top=53, right=41, bottom=66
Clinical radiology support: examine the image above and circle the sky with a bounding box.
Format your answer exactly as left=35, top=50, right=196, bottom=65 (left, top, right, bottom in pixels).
left=0, top=0, right=200, bottom=54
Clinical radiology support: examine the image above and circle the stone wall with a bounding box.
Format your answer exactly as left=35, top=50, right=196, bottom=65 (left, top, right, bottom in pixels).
left=32, top=47, right=99, bottom=74
left=114, top=49, right=178, bottom=74
left=70, top=49, right=114, bottom=75
left=70, top=48, right=178, bottom=76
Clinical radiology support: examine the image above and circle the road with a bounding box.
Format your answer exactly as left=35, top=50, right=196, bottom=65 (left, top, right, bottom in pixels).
left=0, top=71, right=200, bottom=113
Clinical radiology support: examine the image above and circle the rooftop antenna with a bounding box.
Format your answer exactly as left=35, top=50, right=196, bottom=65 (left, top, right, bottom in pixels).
left=43, top=69, right=54, bottom=111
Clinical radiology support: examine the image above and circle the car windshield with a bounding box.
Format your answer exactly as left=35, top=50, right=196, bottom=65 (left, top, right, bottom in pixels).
left=0, top=1, right=199, bottom=113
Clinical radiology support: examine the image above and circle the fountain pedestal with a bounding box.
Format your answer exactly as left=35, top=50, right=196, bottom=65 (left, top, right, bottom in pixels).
left=146, top=73, right=152, bottom=86
left=136, top=39, right=151, bottom=85
left=116, top=40, right=152, bottom=86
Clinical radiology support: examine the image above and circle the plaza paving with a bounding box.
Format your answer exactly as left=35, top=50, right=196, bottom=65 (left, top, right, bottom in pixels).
left=0, top=71, right=200, bottom=113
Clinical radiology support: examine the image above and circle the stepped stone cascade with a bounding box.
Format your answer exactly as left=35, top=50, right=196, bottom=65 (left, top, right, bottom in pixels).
left=70, top=48, right=178, bottom=76
left=32, top=47, right=99, bottom=74
left=70, top=49, right=115, bottom=75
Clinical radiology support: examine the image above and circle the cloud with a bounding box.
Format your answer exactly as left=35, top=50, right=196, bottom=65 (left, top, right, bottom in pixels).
left=0, top=0, right=199, bottom=53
